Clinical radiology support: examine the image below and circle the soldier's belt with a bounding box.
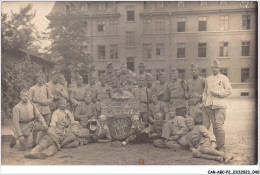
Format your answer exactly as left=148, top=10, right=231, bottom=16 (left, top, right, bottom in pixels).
left=19, top=118, right=35, bottom=124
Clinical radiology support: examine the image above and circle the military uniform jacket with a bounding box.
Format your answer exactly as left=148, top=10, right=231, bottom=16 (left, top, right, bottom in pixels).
left=187, top=76, right=205, bottom=97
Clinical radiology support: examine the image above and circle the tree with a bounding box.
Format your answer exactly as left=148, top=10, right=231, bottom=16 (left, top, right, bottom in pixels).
left=1, top=4, right=41, bottom=119
left=46, top=15, right=94, bottom=83
left=1, top=4, right=40, bottom=51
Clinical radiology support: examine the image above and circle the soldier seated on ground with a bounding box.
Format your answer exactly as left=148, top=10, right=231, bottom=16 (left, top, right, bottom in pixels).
left=124, top=115, right=151, bottom=144
left=185, top=117, right=233, bottom=163
left=49, top=97, right=80, bottom=149
left=11, top=89, right=48, bottom=151
left=188, top=92, right=204, bottom=125
left=153, top=107, right=189, bottom=150
left=147, top=113, right=164, bottom=140
left=88, top=115, right=112, bottom=143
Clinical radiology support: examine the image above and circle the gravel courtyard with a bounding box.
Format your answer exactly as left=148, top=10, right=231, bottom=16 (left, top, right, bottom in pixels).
left=1, top=97, right=257, bottom=165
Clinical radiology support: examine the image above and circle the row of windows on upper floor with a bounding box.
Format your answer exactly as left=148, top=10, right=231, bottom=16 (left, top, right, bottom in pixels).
left=87, top=14, right=252, bottom=35
left=65, top=1, right=253, bottom=13
left=95, top=41, right=252, bottom=60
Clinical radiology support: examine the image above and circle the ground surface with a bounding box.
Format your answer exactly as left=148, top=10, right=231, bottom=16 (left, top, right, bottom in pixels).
left=1, top=98, right=257, bottom=165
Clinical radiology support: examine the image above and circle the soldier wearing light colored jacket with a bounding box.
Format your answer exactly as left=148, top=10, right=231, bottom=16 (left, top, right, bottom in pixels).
left=203, top=59, right=232, bottom=152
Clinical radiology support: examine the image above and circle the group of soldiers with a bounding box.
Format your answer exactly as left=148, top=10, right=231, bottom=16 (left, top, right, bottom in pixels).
left=11, top=59, right=233, bottom=163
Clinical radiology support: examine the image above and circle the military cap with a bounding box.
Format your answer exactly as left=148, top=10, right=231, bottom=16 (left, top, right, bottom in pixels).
left=191, top=63, right=199, bottom=69
left=210, top=59, right=220, bottom=68
left=145, top=73, right=153, bottom=80
left=106, top=62, right=113, bottom=68
left=171, top=67, right=178, bottom=73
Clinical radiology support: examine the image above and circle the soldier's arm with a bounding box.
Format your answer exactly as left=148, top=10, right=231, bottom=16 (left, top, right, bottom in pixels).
left=176, top=117, right=188, bottom=136
left=33, top=103, right=47, bottom=127
left=12, top=106, right=23, bottom=137
left=199, top=125, right=216, bottom=142
left=38, top=86, right=53, bottom=106
left=218, top=77, right=232, bottom=98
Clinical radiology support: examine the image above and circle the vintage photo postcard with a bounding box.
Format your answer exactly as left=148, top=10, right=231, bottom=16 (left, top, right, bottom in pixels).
left=1, top=1, right=258, bottom=173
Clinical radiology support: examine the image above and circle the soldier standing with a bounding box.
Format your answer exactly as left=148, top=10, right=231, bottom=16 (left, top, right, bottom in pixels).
left=136, top=62, right=148, bottom=81
left=154, top=72, right=169, bottom=103
left=117, top=63, right=133, bottom=86
left=46, top=71, right=67, bottom=112
left=70, top=74, right=87, bottom=107
left=86, top=74, right=99, bottom=104
left=203, top=60, right=232, bottom=152
left=167, top=67, right=188, bottom=117
left=102, top=62, right=118, bottom=89
left=29, top=71, right=53, bottom=126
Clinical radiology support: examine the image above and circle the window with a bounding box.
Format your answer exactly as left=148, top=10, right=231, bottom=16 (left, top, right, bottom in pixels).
left=178, top=1, right=185, bottom=7
left=177, top=17, right=186, bottom=32
left=156, top=18, right=165, bottom=32
left=242, top=42, right=250, bottom=56
left=178, top=69, right=185, bottom=79
left=143, top=44, right=152, bottom=59
left=127, top=6, right=135, bottom=21
left=200, top=69, right=207, bottom=78
left=219, top=42, right=229, bottom=57
left=220, top=68, right=228, bottom=77
left=156, top=44, right=165, bottom=56
left=110, top=45, right=118, bottom=59
left=198, top=16, right=207, bottom=31
left=143, top=18, right=152, bottom=33
left=198, top=43, right=207, bottom=57
left=98, top=45, right=105, bottom=59
left=109, top=19, right=118, bottom=34
left=127, top=57, right=135, bottom=71
left=81, top=2, right=88, bottom=11
left=242, top=15, right=251, bottom=30
left=97, top=21, right=105, bottom=32
left=220, top=16, right=229, bottom=31
left=241, top=68, right=249, bottom=82
left=200, top=1, right=207, bottom=7
left=156, top=69, right=165, bottom=80
left=177, top=43, right=186, bottom=58
left=126, top=32, right=135, bottom=47
left=157, top=1, right=164, bottom=9
left=99, top=2, right=106, bottom=10
left=65, top=4, right=71, bottom=13
left=220, top=1, right=228, bottom=6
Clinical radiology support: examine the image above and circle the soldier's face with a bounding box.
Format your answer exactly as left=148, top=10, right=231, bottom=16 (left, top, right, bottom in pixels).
left=90, top=77, right=95, bottom=84
left=146, top=79, right=153, bottom=86
left=139, top=66, right=144, bottom=73
left=37, top=77, right=45, bottom=85
left=139, top=79, right=144, bottom=87
left=152, top=95, right=158, bottom=103
left=59, top=100, right=67, bottom=110
left=191, top=68, right=199, bottom=77
left=77, top=78, right=83, bottom=86
left=121, top=65, right=127, bottom=73
left=212, top=66, right=220, bottom=75
left=99, top=118, right=106, bottom=126
left=132, top=118, right=139, bottom=127
left=185, top=120, right=195, bottom=130
left=117, top=86, right=123, bottom=93
left=85, top=96, right=91, bottom=103
left=154, top=114, right=163, bottom=122
left=58, top=77, right=65, bottom=85
left=20, top=92, right=29, bottom=103
left=53, top=75, right=59, bottom=83
left=171, top=72, right=178, bottom=81
left=159, top=76, right=165, bottom=83
left=107, top=65, right=113, bottom=72
left=168, top=110, right=176, bottom=119
left=190, top=96, right=200, bottom=105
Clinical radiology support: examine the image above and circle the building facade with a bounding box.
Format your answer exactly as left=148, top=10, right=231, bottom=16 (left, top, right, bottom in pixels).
left=47, top=1, right=257, bottom=97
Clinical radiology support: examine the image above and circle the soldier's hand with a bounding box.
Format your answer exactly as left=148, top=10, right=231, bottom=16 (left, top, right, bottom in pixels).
left=210, top=91, right=219, bottom=97
left=171, top=135, right=180, bottom=141
left=211, top=141, right=217, bottom=149
left=42, top=124, right=48, bottom=131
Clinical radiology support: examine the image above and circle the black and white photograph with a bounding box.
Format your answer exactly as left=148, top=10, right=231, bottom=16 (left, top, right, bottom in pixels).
left=1, top=0, right=258, bottom=172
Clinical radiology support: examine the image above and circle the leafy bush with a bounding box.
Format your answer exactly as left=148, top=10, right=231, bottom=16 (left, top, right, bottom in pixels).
left=1, top=54, right=40, bottom=118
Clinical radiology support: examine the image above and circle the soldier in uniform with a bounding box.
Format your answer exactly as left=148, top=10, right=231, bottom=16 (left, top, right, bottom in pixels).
left=187, top=63, right=205, bottom=99
left=11, top=89, right=48, bottom=151
left=203, top=60, right=232, bottom=152
left=102, top=62, right=118, bottom=89
left=132, top=76, right=149, bottom=123
left=117, top=63, right=133, bottom=85
left=154, top=72, right=169, bottom=103
left=29, top=71, right=53, bottom=126
left=85, top=74, right=99, bottom=104
left=74, top=91, right=97, bottom=123
left=70, top=74, right=87, bottom=107
left=46, top=71, right=67, bottom=112
left=111, top=82, right=134, bottom=100
left=137, top=62, right=148, bottom=80
left=167, top=67, right=188, bottom=116
left=145, top=73, right=156, bottom=105
left=148, top=93, right=169, bottom=124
